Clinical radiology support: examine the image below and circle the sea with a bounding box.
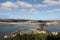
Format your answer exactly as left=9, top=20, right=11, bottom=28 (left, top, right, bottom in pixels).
left=0, top=23, right=60, bottom=36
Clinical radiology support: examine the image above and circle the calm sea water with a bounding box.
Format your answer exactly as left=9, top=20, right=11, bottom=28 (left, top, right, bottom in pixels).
left=0, top=23, right=60, bottom=36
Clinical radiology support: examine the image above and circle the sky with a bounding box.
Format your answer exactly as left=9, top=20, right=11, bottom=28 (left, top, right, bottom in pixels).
left=0, top=0, right=60, bottom=20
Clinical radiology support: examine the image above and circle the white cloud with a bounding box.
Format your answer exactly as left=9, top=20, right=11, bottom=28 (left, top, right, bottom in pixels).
left=21, top=9, right=27, bottom=13
left=34, top=4, right=47, bottom=8
left=0, top=1, right=18, bottom=10
left=29, top=8, right=35, bottom=13
left=33, top=0, right=60, bottom=8
left=48, top=9, right=60, bottom=12
left=0, top=0, right=60, bottom=11
left=17, top=1, right=33, bottom=8
left=43, top=0, right=60, bottom=6
left=16, top=0, right=60, bottom=8
left=20, top=8, right=35, bottom=14
left=16, top=1, right=47, bottom=8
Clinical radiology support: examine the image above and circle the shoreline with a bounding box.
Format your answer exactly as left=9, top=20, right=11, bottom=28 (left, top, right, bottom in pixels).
left=3, top=28, right=59, bottom=38
left=0, top=22, right=60, bottom=25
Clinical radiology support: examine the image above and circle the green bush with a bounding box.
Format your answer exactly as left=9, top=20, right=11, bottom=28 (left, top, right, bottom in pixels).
left=1, top=32, right=60, bottom=40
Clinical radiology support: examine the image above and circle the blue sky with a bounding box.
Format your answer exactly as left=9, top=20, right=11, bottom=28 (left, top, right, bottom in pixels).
left=0, top=0, right=60, bottom=20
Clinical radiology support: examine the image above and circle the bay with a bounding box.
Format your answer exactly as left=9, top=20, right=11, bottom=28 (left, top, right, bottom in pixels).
left=0, top=24, right=60, bottom=36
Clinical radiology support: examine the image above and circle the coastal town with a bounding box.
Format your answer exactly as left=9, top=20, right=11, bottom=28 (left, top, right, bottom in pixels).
left=0, top=20, right=60, bottom=25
